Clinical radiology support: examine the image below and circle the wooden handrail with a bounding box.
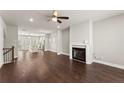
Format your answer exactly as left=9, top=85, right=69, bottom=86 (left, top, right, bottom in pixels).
left=12, top=46, right=14, bottom=61
left=3, top=48, right=11, bottom=50
left=3, top=48, right=13, bottom=55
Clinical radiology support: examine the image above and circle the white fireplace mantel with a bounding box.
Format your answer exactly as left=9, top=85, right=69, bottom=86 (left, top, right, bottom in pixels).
left=72, top=43, right=87, bottom=48
left=70, top=42, right=92, bottom=64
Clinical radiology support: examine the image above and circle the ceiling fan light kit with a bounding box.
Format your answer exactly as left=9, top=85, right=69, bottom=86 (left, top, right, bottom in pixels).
left=52, top=17, right=57, bottom=22
left=50, top=10, right=69, bottom=24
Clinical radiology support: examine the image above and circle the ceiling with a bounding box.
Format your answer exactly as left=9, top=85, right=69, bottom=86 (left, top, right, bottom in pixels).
left=0, top=10, right=124, bottom=34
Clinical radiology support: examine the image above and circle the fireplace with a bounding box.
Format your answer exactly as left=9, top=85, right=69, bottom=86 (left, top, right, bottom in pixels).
left=72, top=47, right=86, bottom=62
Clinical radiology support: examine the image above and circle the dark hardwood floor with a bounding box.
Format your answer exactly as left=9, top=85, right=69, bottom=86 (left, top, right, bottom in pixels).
left=0, top=51, right=124, bottom=83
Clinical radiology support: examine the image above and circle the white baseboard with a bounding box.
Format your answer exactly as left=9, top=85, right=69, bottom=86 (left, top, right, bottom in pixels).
left=46, top=50, right=57, bottom=53
left=94, top=60, right=124, bottom=69
left=61, top=52, right=69, bottom=56
left=47, top=50, right=69, bottom=56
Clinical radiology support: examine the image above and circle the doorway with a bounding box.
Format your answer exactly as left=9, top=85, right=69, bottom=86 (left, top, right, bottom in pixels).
left=18, top=34, right=45, bottom=52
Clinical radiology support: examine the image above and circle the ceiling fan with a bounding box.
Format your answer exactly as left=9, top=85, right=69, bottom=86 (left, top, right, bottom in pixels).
left=49, top=10, right=69, bottom=23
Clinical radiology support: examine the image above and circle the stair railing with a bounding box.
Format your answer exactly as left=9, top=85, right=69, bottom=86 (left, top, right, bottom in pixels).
left=3, top=46, right=14, bottom=63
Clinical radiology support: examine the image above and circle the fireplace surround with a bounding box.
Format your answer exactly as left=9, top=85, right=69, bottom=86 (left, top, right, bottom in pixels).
left=70, top=43, right=92, bottom=64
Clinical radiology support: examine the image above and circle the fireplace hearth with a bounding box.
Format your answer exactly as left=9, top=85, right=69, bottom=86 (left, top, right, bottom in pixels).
left=72, top=47, right=86, bottom=62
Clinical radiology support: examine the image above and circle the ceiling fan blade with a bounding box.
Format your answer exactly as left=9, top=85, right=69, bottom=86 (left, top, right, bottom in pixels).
left=57, top=16, right=69, bottom=19
left=57, top=20, right=62, bottom=23
left=53, top=10, right=58, bottom=17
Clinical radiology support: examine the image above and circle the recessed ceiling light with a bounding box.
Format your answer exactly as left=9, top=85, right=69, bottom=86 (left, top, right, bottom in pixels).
left=29, top=18, right=34, bottom=22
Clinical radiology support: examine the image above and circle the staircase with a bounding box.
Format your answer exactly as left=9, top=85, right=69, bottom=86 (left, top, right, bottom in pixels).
left=3, top=46, right=15, bottom=64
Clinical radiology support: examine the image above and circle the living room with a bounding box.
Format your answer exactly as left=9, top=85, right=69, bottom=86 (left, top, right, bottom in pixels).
left=1, top=0, right=124, bottom=93
left=0, top=10, right=124, bottom=83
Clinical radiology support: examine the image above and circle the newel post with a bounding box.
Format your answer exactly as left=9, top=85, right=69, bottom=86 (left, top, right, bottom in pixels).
left=12, top=46, right=14, bottom=61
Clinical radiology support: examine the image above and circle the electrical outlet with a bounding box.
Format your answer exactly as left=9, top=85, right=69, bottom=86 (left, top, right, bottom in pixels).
left=94, top=56, right=99, bottom=60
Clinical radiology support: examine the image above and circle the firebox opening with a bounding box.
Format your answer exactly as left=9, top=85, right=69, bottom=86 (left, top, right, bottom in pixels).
left=72, top=47, right=86, bottom=62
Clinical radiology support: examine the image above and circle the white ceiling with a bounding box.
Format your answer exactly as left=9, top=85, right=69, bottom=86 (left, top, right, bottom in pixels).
left=0, top=10, right=124, bottom=33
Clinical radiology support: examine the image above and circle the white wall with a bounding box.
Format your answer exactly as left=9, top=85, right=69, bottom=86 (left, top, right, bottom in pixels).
left=44, top=34, right=49, bottom=51
left=70, top=21, right=90, bottom=44
left=4, top=25, right=18, bottom=57
left=57, top=30, right=62, bottom=55
left=48, top=31, right=58, bottom=52
left=47, top=30, right=63, bottom=55
left=94, top=14, right=124, bottom=65
left=62, top=27, right=70, bottom=55
left=0, top=17, right=6, bottom=64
